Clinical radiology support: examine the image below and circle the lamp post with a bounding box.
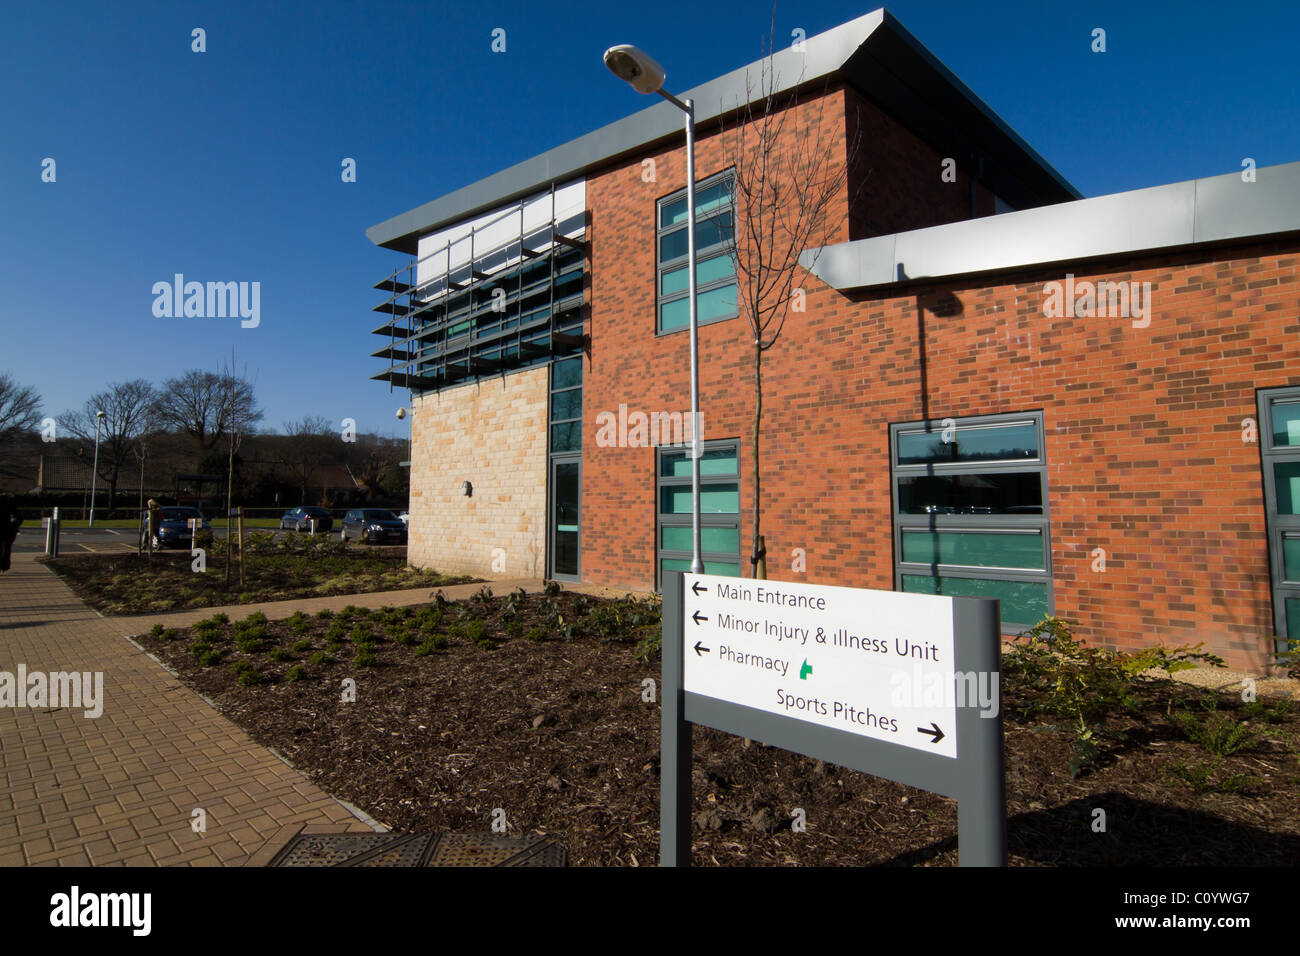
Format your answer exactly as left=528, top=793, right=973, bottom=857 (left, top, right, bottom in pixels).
left=604, top=44, right=703, bottom=574
left=88, top=409, right=105, bottom=527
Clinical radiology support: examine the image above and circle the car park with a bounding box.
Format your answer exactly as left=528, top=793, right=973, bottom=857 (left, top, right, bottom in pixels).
left=279, top=506, right=334, bottom=533
left=340, top=508, right=407, bottom=544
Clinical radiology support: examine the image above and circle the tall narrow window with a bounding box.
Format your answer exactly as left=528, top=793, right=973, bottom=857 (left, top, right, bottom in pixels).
left=655, top=171, right=738, bottom=334
left=548, top=356, right=582, bottom=581
left=656, top=439, right=742, bottom=587
left=1257, top=387, right=1300, bottom=651
left=890, top=412, right=1052, bottom=631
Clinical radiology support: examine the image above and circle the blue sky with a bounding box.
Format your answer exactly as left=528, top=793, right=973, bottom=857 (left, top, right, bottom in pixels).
left=2, top=0, right=1298, bottom=441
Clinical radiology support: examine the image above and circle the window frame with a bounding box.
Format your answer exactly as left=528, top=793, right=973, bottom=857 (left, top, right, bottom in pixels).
left=655, top=438, right=742, bottom=590
left=890, top=411, right=1053, bottom=633
left=655, top=169, right=739, bottom=336
left=1257, top=386, right=1300, bottom=651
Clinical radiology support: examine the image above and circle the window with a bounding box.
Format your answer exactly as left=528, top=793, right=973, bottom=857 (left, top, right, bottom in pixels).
left=1258, top=387, right=1300, bottom=650
left=890, top=413, right=1052, bottom=631
left=656, top=440, right=742, bottom=586
left=656, top=172, right=738, bottom=333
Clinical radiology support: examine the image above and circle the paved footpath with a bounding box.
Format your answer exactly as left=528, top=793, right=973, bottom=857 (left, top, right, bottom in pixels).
left=0, top=555, right=383, bottom=867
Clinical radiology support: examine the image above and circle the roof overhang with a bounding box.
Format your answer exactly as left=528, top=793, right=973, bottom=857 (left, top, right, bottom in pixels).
left=367, top=8, right=1079, bottom=255
left=800, top=160, right=1300, bottom=292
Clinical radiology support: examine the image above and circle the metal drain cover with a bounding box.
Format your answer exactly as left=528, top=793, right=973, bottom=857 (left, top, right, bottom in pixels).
left=267, top=831, right=566, bottom=867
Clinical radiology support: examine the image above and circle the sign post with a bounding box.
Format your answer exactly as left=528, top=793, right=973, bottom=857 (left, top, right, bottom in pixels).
left=661, top=572, right=1005, bottom=866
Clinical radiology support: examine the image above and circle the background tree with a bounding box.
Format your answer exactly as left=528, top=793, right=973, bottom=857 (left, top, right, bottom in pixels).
left=280, top=416, right=336, bottom=505
left=719, top=26, right=860, bottom=579
left=57, top=380, right=157, bottom=509
left=154, top=370, right=262, bottom=458
left=0, top=372, right=42, bottom=447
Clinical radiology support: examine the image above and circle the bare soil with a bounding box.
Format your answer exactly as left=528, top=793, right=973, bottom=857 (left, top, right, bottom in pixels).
left=135, top=589, right=1300, bottom=866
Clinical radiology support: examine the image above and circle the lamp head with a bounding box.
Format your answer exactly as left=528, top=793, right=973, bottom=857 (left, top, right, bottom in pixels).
left=396, top=407, right=407, bottom=420
left=603, top=44, right=665, bottom=95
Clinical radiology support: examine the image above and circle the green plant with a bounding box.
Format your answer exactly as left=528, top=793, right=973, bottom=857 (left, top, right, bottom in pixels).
left=210, top=612, right=230, bottom=625
left=191, top=640, right=213, bottom=662
left=309, top=651, right=330, bottom=666
left=416, top=634, right=447, bottom=656
left=198, top=648, right=223, bottom=667
left=1164, top=758, right=1261, bottom=794
left=391, top=626, right=417, bottom=646
left=504, top=619, right=523, bottom=638
left=350, top=622, right=374, bottom=645
left=229, top=661, right=264, bottom=686
left=314, top=608, right=334, bottom=620
left=543, top=579, right=562, bottom=598
left=291, top=638, right=312, bottom=653
left=325, top=621, right=347, bottom=642
left=446, top=623, right=466, bottom=639
left=465, top=620, right=487, bottom=643
left=286, top=664, right=307, bottom=682
left=1167, top=694, right=1271, bottom=757
left=353, top=647, right=378, bottom=668
left=268, top=647, right=292, bottom=662
left=149, top=623, right=166, bottom=638
left=1006, top=616, right=1225, bottom=777
left=286, top=611, right=311, bottom=635
left=524, top=626, right=548, bottom=643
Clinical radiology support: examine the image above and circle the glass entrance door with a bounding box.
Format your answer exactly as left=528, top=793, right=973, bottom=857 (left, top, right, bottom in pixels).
left=550, top=458, right=580, bottom=580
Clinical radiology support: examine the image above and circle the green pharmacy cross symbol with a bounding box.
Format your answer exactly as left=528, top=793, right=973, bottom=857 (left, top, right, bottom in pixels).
left=799, top=659, right=813, bottom=680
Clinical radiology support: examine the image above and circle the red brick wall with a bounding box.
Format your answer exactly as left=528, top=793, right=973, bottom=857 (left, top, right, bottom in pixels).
left=582, top=83, right=1300, bottom=670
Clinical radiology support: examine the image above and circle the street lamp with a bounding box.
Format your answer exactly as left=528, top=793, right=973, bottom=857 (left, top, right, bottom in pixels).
left=88, top=409, right=106, bottom=527
left=604, top=43, right=703, bottom=575
left=396, top=405, right=413, bottom=468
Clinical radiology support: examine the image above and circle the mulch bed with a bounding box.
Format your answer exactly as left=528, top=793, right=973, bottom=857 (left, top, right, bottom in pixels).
left=135, top=589, right=1300, bottom=866
left=44, top=548, right=476, bottom=615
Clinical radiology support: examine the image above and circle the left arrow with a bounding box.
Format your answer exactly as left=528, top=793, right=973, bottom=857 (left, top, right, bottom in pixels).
left=692, top=610, right=708, bottom=625
left=691, top=581, right=707, bottom=595
left=693, top=641, right=710, bottom=656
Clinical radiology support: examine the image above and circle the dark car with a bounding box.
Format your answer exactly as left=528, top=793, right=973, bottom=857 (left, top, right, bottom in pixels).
left=279, top=506, right=334, bottom=533
left=340, top=508, right=407, bottom=544
left=144, top=506, right=210, bottom=550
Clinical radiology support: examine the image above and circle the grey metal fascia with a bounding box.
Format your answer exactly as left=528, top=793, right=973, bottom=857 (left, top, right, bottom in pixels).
left=366, top=9, right=888, bottom=253
left=801, top=160, right=1300, bottom=291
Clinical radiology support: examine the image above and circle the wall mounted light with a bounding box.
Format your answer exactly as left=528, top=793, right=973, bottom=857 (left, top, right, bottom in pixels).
left=461, top=481, right=473, bottom=497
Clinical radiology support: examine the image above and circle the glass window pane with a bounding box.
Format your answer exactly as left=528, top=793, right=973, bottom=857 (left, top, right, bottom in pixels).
left=660, top=197, right=688, bottom=228
left=662, top=525, right=739, bottom=553
left=901, top=530, right=1045, bottom=570
left=659, top=228, right=688, bottom=264
left=898, top=422, right=1040, bottom=465
left=897, top=472, right=1042, bottom=515
left=660, top=254, right=737, bottom=295
left=902, top=575, right=1048, bottom=629
left=661, top=448, right=738, bottom=477
left=658, top=213, right=734, bottom=263
left=1275, top=462, right=1300, bottom=516
left=551, top=422, right=581, bottom=453
left=1284, top=535, right=1300, bottom=581
left=661, top=484, right=739, bottom=514
left=662, top=558, right=741, bottom=577
left=1288, top=598, right=1300, bottom=638
left=698, top=283, right=738, bottom=322
left=552, top=356, right=582, bottom=389
left=659, top=298, right=688, bottom=332
left=1271, top=401, right=1300, bottom=447
left=550, top=389, right=581, bottom=422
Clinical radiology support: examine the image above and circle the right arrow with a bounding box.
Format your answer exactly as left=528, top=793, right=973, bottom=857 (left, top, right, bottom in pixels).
left=691, top=610, right=708, bottom=625
left=917, top=722, right=945, bottom=744
left=690, top=581, right=707, bottom=595
left=693, top=640, right=710, bottom=656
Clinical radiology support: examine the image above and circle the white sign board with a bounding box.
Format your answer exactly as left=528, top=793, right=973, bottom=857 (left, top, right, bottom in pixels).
left=683, top=574, right=959, bottom=758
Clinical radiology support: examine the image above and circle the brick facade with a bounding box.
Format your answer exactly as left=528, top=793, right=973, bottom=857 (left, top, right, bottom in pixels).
left=580, top=85, right=1300, bottom=671
left=407, top=365, right=549, bottom=579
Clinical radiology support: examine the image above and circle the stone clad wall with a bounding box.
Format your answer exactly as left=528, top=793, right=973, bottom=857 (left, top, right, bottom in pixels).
left=407, top=364, right=549, bottom=579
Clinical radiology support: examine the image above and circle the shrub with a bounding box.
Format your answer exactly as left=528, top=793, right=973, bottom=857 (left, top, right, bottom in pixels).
left=504, top=619, right=524, bottom=638
left=415, top=634, right=447, bottom=656
left=149, top=623, right=166, bottom=638
left=464, top=620, right=487, bottom=643
left=210, top=612, right=230, bottom=625
left=309, top=651, right=330, bottom=666
left=285, top=664, right=307, bottom=682
left=198, top=648, right=223, bottom=667
left=190, top=640, right=213, bottom=662
left=392, top=626, right=417, bottom=646
left=353, top=648, right=378, bottom=668
left=314, top=608, right=334, bottom=620
left=350, top=623, right=374, bottom=645
left=286, top=611, right=311, bottom=634
left=291, top=638, right=312, bottom=653
left=268, top=647, right=292, bottom=662
left=1006, top=616, right=1225, bottom=776
left=524, top=626, right=548, bottom=643
left=1167, top=694, right=1271, bottom=757
left=230, top=661, right=264, bottom=686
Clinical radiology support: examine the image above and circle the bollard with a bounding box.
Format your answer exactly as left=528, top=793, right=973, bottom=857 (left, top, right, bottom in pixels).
left=47, top=507, right=61, bottom=558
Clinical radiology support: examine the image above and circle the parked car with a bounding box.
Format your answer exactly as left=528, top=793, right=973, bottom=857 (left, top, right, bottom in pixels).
left=278, top=506, right=334, bottom=533
left=340, top=508, right=408, bottom=544
left=143, top=506, right=210, bottom=550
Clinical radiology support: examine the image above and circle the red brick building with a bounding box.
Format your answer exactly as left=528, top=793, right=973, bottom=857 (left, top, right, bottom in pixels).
left=366, top=9, right=1299, bottom=670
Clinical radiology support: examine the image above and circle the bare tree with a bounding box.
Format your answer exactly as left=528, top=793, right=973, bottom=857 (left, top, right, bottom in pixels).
left=154, top=370, right=262, bottom=454
left=57, top=380, right=157, bottom=509
left=280, top=416, right=336, bottom=505
left=0, top=373, right=42, bottom=446
left=719, top=20, right=860, bottom=578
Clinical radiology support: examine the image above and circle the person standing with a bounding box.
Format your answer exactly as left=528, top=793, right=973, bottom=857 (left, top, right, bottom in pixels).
left=0, top=497, right=22, bottom=573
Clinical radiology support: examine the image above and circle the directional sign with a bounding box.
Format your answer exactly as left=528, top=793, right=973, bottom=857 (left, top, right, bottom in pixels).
left=683, top=574, right=959, bottom=758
